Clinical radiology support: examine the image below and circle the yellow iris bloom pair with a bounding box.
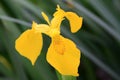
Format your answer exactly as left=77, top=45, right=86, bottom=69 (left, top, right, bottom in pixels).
left=15, top=5, right=83, bottom=76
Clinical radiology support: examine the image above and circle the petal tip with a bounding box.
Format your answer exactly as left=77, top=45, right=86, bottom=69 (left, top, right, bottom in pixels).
left=57, top=5, right=60, bottom=10
left=32, top=21, right=38, bottom=29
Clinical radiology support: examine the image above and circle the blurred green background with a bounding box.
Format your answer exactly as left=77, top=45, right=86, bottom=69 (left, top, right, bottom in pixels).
left=0, top=0, right=120, bottom=80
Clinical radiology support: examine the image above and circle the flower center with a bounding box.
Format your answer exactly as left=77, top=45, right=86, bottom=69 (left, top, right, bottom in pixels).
left=49, top=28, right=60, bottom=37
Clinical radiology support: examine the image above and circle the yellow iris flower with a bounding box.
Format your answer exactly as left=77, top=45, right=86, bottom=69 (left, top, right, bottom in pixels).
left=15, top=5, right=83, bottom=76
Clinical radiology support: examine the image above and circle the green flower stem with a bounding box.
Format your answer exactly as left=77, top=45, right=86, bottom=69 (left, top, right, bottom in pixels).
left=56, top=70, right=77, bottom=80
left=61, top=75, right=77, bottom=80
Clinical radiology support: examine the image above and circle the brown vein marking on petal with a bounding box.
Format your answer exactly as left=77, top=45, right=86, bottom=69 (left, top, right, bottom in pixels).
left=52, top=35, right=65, bottom=55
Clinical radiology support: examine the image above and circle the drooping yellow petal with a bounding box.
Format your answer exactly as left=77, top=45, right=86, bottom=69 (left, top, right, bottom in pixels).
left=15, top=23, right=43, bottom=65
left=65, top=12, right=83, bottom=33
left=46, top=35, right=80, bottom=76
left=41, top=12, right=50, bottom=25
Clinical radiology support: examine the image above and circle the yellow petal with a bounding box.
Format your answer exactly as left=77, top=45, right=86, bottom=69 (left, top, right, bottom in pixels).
left=32, top=21, right=51, bottom=35
left=41, top=12, right=50, bottom=25
left=36, top=24, right=50, bottom=35
left=53, top=5, right=65, bottom=17
left=51, top=5, right=65, bottom=29
left=65, top=12, right=83, bottom=33
left=15, top=28, right=43, bottom=65
left=46, top=35, right=80, bottom=76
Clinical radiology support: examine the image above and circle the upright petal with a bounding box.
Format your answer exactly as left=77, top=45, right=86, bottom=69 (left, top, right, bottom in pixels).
left=65, top=12, right=83, bottom=33
left=46, top=35, right=80, bottom=76
left=51, top=5, right=65, bottom=29
left=15, top=23, right=43, bottom=65
left=53, top=5, right=65, bottom=17
left=41, top=12, right=50, bottom=25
